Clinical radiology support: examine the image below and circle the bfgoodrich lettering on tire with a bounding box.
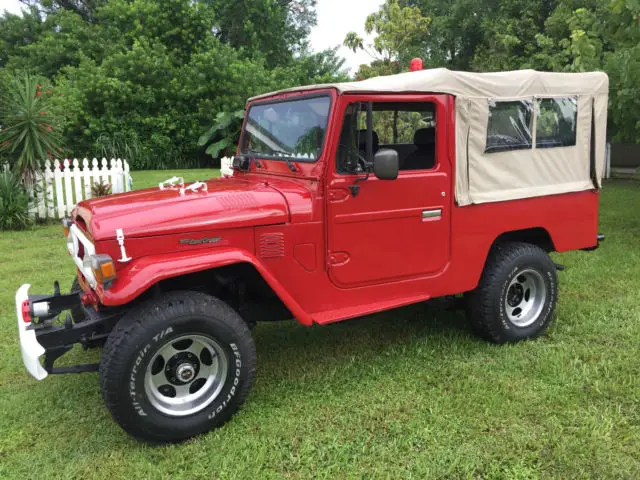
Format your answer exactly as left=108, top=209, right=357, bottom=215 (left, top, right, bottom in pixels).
left=99, top=290, right=256, bottom=443
left=466, top=242, right=558, bottom=344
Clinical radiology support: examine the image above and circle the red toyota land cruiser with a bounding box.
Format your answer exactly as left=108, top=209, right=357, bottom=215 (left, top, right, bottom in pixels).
left=15, top=68, right=608, bottom=442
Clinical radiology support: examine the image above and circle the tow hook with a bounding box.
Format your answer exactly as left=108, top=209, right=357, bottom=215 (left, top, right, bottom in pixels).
left=554, top=263, right=565, bottom=271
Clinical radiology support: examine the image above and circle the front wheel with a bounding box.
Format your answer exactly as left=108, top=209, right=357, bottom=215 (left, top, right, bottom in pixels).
left=99, top=291, right=257, bottom=443
left=466, top=242, right=558, bottom=344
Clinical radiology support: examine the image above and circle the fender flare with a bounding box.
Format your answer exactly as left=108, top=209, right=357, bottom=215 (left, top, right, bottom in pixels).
left=99, top=248, right=313, bottom=326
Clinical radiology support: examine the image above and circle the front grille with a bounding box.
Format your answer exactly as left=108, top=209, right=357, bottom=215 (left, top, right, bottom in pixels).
left=67, top=224, right=97, bottom=288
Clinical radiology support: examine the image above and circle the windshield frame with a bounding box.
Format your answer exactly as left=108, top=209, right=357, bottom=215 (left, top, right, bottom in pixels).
left=239, top=92, right=333, bottom=163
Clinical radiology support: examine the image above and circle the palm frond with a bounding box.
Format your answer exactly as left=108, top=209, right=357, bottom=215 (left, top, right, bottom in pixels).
left=0, top=73, right=64, bottom=187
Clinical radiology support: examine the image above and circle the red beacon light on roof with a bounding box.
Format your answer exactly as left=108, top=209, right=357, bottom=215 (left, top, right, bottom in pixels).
left=410, top=58, right=423, bottom=71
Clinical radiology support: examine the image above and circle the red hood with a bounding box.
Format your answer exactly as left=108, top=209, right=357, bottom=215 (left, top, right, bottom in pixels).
left=74, top=177, right=290, bottom=241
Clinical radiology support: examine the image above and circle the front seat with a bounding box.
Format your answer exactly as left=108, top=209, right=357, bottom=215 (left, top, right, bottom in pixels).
left=402, top=128, right=435, bottom=170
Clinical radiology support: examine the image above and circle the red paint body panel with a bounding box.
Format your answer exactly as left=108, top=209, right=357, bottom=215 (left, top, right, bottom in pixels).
left=94, top=228, right=256, bottom=275
left=74, top=176, right=289, bottom=241
left=326, top=94, right=452, bottom=287
left=71, top=89, right=600, bottom=327
left=99, top=246, right=314, bottom=326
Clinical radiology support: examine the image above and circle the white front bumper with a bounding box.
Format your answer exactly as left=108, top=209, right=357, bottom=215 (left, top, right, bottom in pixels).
left=15, top=284, right=48, bottom=380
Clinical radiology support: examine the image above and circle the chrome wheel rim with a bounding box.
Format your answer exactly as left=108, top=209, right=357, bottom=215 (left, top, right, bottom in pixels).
left=504, top=269, right=547, bottom=327
left=144, top=334, right=228, bottom=417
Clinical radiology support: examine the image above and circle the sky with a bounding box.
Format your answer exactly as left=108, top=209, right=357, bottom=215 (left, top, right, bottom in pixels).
left=309, top=0, right=379, bottom=73
left=0, top=0, right=378, bottom=73
left=0, top=0, right=22, bottom=15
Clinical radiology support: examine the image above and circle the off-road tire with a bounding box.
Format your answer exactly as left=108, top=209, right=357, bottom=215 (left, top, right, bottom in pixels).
left=70, top=277, right=86, bottom=323
left=99, top=290, right=257, bottom=443
left=466, top=242, right=558, bottom=344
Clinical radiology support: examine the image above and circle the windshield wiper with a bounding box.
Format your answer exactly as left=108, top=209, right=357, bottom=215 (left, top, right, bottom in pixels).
left=271, top=150, right=298, bottom=172
left=258, top=150, right=298, bottom=172
left=247, top=149, right=297, bottom=172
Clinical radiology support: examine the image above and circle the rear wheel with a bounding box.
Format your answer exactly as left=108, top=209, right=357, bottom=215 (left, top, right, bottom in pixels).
left=99, top=291, right=257, bottom=443
left=466, top=242, right=558, bottom=343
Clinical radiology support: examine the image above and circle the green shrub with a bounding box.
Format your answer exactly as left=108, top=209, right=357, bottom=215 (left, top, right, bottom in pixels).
left=95, top=131, right=142, bottom=165
left=0, top=170, right=32, bottom=230
left=90, top=180, right=112, bottom=197
left=198, top=109, right=245, bottom=159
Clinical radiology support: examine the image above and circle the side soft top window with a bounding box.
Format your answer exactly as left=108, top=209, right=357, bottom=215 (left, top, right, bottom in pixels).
left=535, top=97, right=577, bottom=149
left=485, top=97, right=579, bottom=154
left=485, top=100, right=533, bottom=154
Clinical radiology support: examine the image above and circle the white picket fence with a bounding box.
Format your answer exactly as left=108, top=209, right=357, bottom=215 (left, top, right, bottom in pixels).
left=28, top=158, right=131, bottom=220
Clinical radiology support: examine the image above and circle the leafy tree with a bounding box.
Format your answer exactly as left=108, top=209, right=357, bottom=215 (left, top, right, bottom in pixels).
left=0, top=0, right=347, bottom=168
left=0, top=7, right=45, bottom=68
left=287, top=46, right=349, bottom=84
left=344, top=0, right=430, bottom=77
left=355, top=0, right=640, bottom=143
left=3, top=9, right=107, bottom=77
left=195, top=46, right=347, bottom=161
left=605, top=46, right=640, bottom=143
left=401, top=0, right=486, bottom=69
left=97, top=0, right=215, bottom=60
left=18, top=0, right=107, bottom=22
left=208, top=0, right=317, bottom=67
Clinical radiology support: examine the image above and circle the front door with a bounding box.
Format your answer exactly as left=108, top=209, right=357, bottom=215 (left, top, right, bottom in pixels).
left=327, top=95, right=451, bottom=288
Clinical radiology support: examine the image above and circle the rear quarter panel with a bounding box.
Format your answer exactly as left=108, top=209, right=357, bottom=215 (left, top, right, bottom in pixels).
left=447, top=189, right=600, bottom=294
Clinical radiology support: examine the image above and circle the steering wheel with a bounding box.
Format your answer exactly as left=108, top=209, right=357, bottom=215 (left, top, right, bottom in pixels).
left=354, top=152, right=369, bottom=172
left=337, top=144, right=369, bottom=173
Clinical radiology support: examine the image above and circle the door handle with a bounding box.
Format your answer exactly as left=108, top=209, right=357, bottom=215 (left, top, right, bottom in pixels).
left=422, top=209, right=442, bottom=220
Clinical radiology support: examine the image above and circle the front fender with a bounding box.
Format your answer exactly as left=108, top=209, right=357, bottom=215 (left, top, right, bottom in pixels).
left=99, top=248, right=313, bottom=326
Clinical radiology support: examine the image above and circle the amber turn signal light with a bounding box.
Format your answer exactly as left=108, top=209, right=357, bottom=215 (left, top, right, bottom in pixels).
left=62, top=218, right=73, bottom=237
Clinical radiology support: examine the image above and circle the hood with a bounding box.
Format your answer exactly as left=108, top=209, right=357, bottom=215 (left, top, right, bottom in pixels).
left=74, top=177, right=290, bottom=241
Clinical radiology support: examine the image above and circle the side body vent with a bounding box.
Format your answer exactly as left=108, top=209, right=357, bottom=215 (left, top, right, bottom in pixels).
left=259, top=232, right=285, bottom=258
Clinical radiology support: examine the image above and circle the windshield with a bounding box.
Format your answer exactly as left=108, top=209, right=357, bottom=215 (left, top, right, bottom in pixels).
left=240, top=95, right=331, bottom=161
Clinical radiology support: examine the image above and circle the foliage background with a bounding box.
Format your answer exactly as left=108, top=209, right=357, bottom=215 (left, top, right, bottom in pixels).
left=0, top=0, right=348, bottom=169
left=345, top=0, right=640, bottom=146
left=2, top=0, right=640, bottom=170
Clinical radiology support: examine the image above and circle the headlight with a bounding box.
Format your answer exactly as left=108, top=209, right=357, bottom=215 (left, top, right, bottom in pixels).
left=83, top=254, right=116, bottom=287
left=66, top=230, right=75, bottom=256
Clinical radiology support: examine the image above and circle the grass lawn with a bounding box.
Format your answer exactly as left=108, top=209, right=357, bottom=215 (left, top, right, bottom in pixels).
left=128, top=168, right=221, bottom=190
left=0, top=172, right=638, bottom=479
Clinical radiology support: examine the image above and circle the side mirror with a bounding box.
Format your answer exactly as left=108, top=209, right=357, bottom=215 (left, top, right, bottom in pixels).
left=373, top=149, right=399, bottom=180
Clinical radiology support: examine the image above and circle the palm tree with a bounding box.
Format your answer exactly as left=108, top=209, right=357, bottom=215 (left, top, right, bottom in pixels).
left=0, top=73, right=64, bottom=186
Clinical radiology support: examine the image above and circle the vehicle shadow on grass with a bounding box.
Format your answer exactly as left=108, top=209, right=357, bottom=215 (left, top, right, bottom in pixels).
left=251, top=298, right=484, bottom=383
left=4, top=299, right=482, bottom=453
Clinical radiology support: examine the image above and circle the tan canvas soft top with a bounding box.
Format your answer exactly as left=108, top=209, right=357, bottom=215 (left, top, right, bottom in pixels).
left=249, top=68, right=609, bottom=100
left=250, top=68, right=609, bottom=205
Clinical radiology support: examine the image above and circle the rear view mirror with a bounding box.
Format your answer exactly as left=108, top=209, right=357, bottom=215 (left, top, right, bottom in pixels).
left=373, top=149, right=399, bottom=180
